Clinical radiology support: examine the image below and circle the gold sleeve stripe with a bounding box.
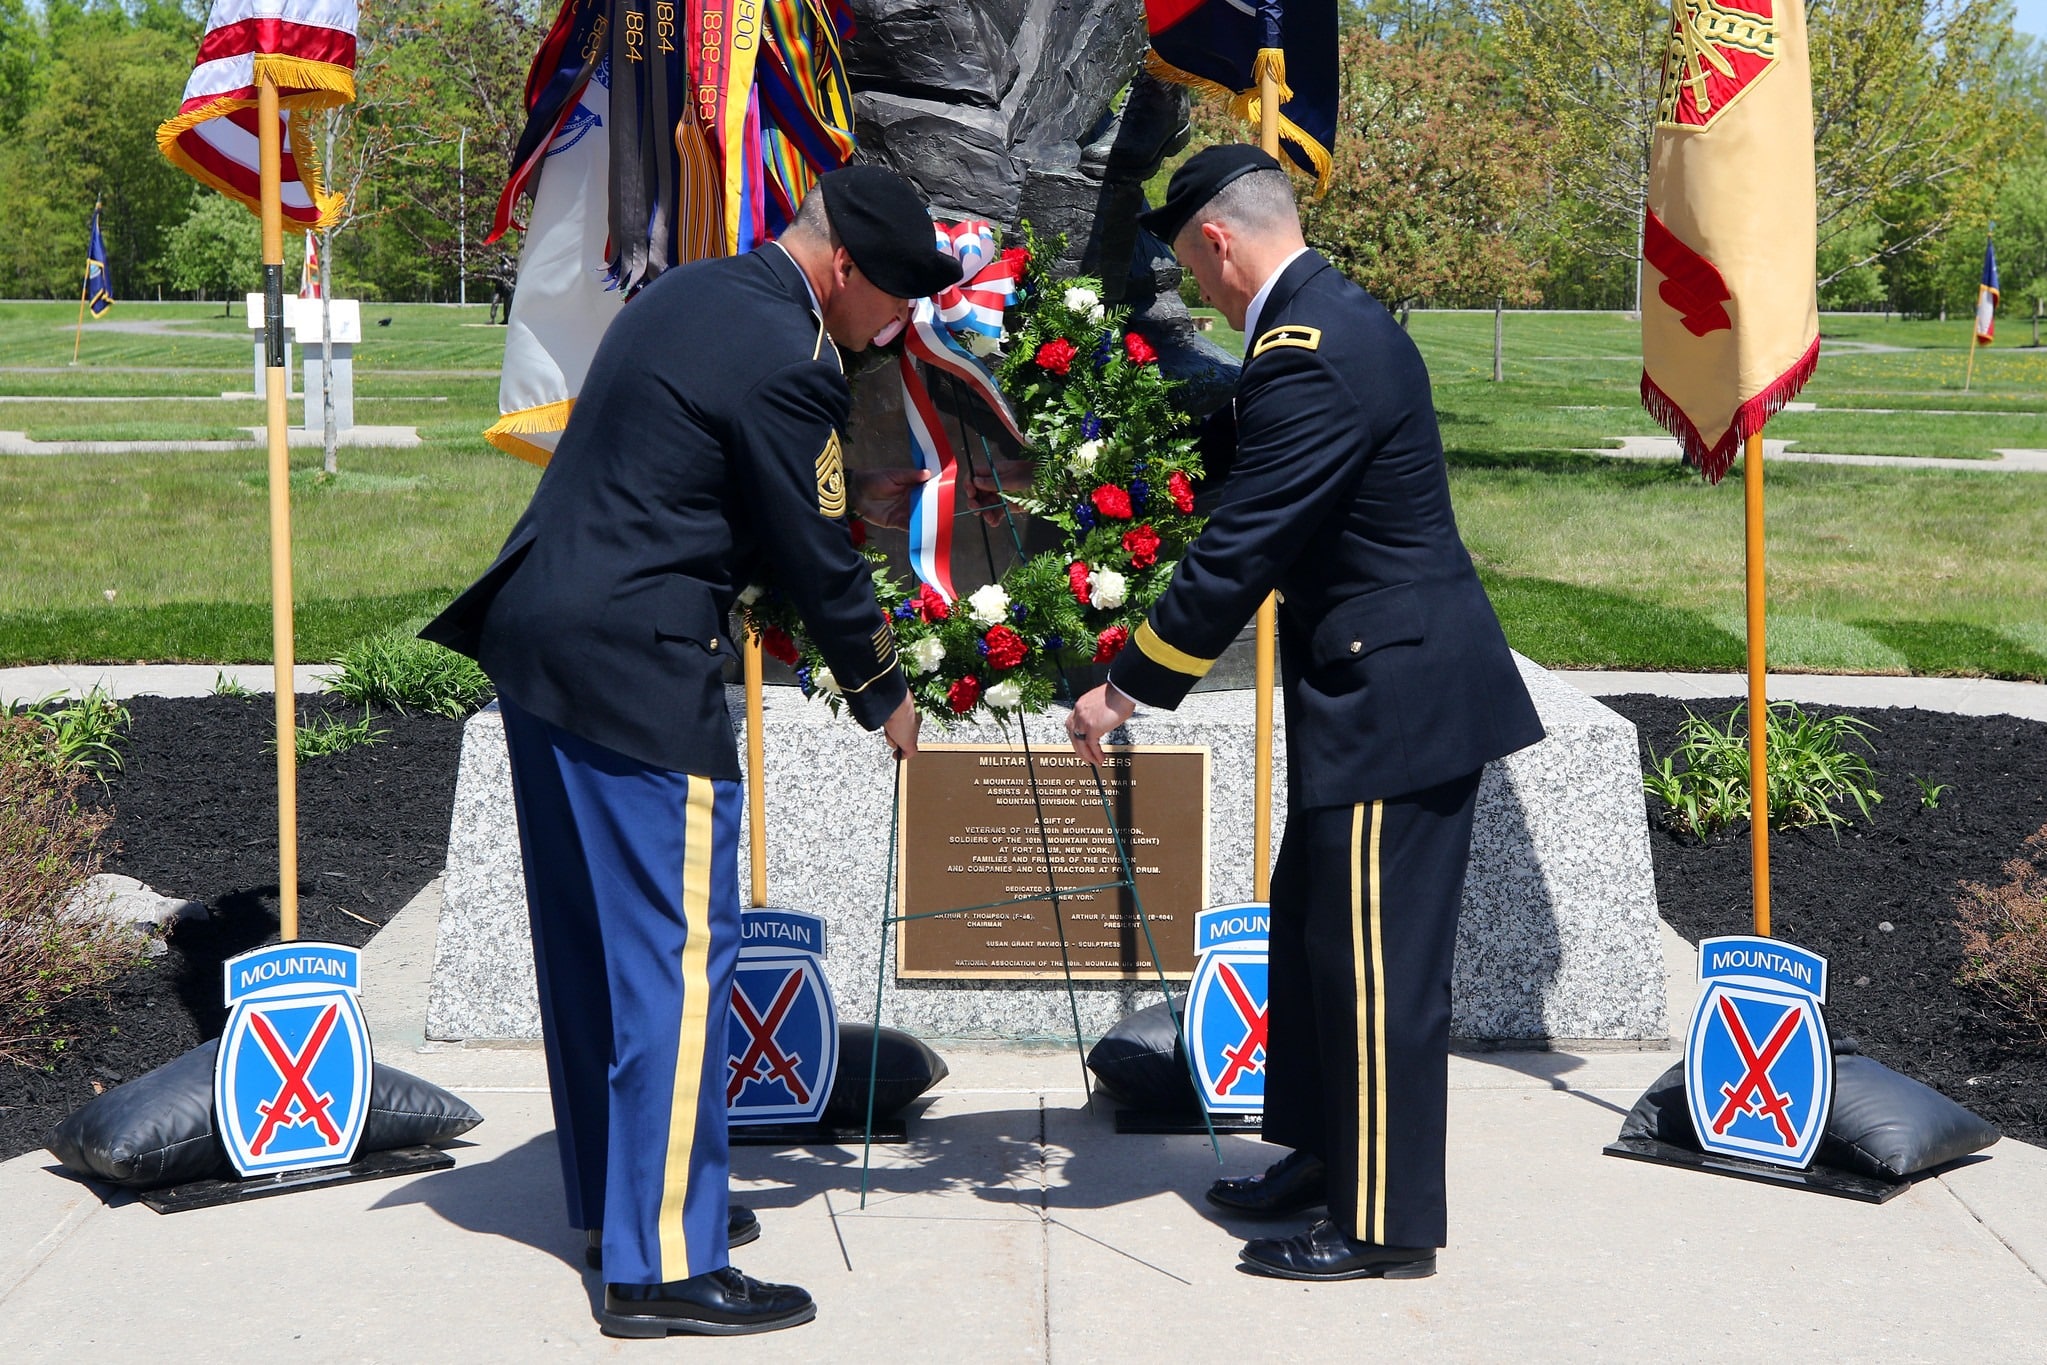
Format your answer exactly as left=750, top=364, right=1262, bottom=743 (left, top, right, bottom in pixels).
left=1252, top=324, right=1322, bottom=357
left=841, top=660, right=900, bottom=694
left=871, top=623, right=897, bottom=661
left=1135, top=621, right=1216, bottom=678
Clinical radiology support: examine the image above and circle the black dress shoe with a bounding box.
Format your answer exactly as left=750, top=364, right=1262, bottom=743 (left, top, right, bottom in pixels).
left=1239, top=1219, right=1437, bottom=1282
left=601, top=1266, right=815, bottom=1337
left=584, top=1205, right=761, bottom=1269
left=1205, top=1150, right=1328, bottom=1219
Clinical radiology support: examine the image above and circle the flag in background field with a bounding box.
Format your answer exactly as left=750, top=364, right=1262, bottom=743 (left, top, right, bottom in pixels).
left=1975, top=237, right=1999, bottom=346
left=155, top=0, right=358, bottom=231
left=299, top=231, right=321, bottom=298
left=1143, top=0, right=1337, bottom=192
left=84, top=205, right=113, bottom=317
left=1639, top=0, right=1819, bottom=483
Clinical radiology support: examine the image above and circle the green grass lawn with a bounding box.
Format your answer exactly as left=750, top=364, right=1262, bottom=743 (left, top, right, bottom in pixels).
left=3, top=301, right=2044, bottom=679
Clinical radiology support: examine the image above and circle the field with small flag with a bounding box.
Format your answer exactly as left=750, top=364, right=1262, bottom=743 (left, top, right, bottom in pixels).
left=3, top=301, right=2044, bottom=678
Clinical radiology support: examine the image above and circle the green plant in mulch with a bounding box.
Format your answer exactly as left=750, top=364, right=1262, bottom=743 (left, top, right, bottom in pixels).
left=1957, top=826, right=2047, bottom=1041
left=0, top=715, right=141, bottom=1065
left=211, top=671, right=256, bottom=699
left=0, top=686, right=130, bottom=780
left=1644, top=701, right=1883, bottom=839
left=288, top=709, right=388, bottom=761
left=328, top=628, right=492, bottom=719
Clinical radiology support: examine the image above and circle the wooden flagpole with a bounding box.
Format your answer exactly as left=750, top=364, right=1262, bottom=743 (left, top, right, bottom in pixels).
left=1964, top=334, right=1979, bottom=393
left=1250, top=58, right=1281, bottom=903
left=1743, top=430, right=1770, bottom=937
left=258, top=76, right=301, bottom=941
left=745, top=636, right=768, bottom=908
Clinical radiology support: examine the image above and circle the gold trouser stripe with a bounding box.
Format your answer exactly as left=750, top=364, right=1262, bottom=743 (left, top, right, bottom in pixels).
left=1352, top=801, right=1388, bottom=1244
left=1134, top=620, right=1217, bottom=679
left=658, top=775, right=717, bottom=1280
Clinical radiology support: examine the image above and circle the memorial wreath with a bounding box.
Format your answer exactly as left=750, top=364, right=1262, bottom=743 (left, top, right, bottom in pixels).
left=738, top=226, right=1207, bottom=721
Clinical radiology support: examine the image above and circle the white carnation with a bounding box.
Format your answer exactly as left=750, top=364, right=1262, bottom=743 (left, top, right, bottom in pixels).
left=737, top=583, right=765, bottom=606
left=1089, top=567, right=1128, bottom=611
left=1064, top=286, right=1099, bottom=314
left=907, top=636, right=946, bottom=676
left=1071, top=438, right=1104, bottom=472
left=812, top=666, right=841, bottom=695
left=967, top=583, right=1011, bottom=627
left=985, top=680, right=1023, bottom=709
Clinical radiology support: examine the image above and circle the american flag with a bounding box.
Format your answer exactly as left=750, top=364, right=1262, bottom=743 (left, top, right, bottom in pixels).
left=155, top=0, right=358, bottom=230
left=1975, top=237, right=1999, bottom=346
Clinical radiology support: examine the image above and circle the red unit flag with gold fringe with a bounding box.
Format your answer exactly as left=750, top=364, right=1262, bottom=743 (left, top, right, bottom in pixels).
left=156, top=0, right=358, bottom=231
left=1640, top=0, right=1819, bottom=483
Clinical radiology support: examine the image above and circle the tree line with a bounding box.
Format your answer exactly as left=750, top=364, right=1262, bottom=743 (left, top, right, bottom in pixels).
left=1, top=0, right=2040, bottom=318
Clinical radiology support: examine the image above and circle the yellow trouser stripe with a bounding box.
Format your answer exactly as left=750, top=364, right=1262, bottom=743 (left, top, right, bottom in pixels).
left=1352, top=801, right=1388, bottom=1244
left=658, top=775, right=717, bottom=1280
left=1135, top=620, right=1217, bottom=678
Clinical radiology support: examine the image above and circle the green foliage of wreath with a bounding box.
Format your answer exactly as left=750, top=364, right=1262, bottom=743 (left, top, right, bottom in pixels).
left=740, top=227, right=1207, bottom=722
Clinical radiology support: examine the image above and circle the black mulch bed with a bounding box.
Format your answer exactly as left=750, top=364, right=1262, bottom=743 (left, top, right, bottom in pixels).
left=5, top=689, right=2045, bottom=1162
left=0, top=695, right=466, bottom=1162
left=1601, top=694, right=2047, bottom=1146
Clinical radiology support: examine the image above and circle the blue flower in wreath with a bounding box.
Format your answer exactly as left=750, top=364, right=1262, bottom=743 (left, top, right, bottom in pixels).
left=794, top=665, right=814, bottom=696
left=1130, top=477, right=1150, bottom=512
left=1075, top=502, right=1098, bottom=530
left=976, top=638, right=991, bottom=657
left=1012, top=603, right=1028, bottom=622
left=893, top=601, right=918, bottom=621
left=1081, top=412, right=1102, bottom=441
left=1044, top=633, right=1065, bottom=653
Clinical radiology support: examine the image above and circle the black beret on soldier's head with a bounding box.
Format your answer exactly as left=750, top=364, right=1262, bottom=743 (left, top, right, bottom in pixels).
left=818, top=165, right=962, bottom=300
left=1139, top=144, right=1285, bottom=247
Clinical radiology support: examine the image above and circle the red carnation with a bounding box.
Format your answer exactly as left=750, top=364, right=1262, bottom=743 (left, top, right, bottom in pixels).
left=761, top=626, right=800, bottom=666
left=1122, top=523, right=1161, bottom=569
left=1035, top=338, right=1078, bottom=375
left=1067, top=560, right=1092, bottom=605
left=849, top=518, right=868, bottom=548
left=948, top=674, right=983, bottom=713
left=984, top=625, right=1028, bottom=670
left=1090, top=484, right=1133, bottom=520
left=1124, top=331, right=1158, bottom=365
left=1001, top=245, right=1031, bottom=277
left=914, top=584, right=950, bottom=622
left=1167, top=470, right=1195, bottom=514
left=1092, top=626, right=1129, bottom=663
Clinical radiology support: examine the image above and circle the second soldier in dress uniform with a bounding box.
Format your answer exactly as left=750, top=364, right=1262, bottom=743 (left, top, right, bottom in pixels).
left=1068, top=146, right=1545, bottom=1281
left=423, top=165, right=959, bottom=1337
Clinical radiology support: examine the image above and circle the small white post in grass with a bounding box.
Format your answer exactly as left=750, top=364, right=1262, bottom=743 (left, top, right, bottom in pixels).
left=1493, top=297, right=1504, bottom=382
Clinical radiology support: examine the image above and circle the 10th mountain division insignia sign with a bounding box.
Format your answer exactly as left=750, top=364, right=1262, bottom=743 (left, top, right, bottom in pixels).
left=1187, top=903, right=1271, bottom=1114
left=215, top=942, right=373, bottom=1177
left=1659, top=0, right=1779, bottom=129
left=1685, top=935, right=1833, bottom=1169
left=725, top=909, right=839, bottom=1126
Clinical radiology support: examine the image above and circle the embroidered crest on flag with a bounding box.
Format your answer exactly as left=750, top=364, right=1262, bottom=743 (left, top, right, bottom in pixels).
left=1659, top=0, right=1779, bottom=130
left=726, top=909, right=839, bottom=1125
left=214, top=942, right=373, bottom=1176
left=1684, top=934, right=1833, bottom=1169
left=1187, top=903, right=1271, bottom=1114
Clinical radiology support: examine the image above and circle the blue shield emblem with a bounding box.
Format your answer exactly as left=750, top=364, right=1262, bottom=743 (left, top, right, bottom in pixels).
left=725, top=909, right=838, bottom=1125
left=1685, top=935, right=1833, bottom=1169
left=1187, top=903, right=1270, bottom=1114
left=214, top=943, right=372, bottom=1176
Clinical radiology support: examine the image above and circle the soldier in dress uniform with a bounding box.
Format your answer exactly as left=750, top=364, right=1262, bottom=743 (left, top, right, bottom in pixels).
left=422, top=165, right=959, bottom=1337
left=1067, top=145, right=1545, bottom=1281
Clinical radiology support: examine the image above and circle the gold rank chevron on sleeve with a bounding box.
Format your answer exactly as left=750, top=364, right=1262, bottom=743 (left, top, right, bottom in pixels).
left=1251, top=324, right=1321, bottom=357
left=815, top=431, right=847, bottom=516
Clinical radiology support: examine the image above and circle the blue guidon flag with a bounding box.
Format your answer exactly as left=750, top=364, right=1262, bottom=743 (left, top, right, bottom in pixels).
left=1187, top=902, right=1271, bottom=1113
left=725, top=909, right=839, bottom=1126
left=1685, top=935, right=1833, bottom=1169
left=1143, top=0, right=1337, bottom=192
left=214, top=942, right=373, bottom=1176
left=84, top=205, right=113, bottom=317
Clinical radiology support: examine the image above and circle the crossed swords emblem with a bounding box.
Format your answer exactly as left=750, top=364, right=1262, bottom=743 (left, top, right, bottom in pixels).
left=727, top=970, right=812, bottom=1105
left=246, top=1003, right=344, bottom=1156
left=1708, top=993, right=1805, bottom=1146
left=1210, top=960, right=1268, bottom=1097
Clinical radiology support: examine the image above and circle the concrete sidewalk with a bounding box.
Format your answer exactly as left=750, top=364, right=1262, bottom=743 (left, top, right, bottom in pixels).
left=2, top=883, right=2043, bottom=1360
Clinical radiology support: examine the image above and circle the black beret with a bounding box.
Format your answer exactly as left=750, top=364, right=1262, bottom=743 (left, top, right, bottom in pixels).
left=1139, top=144, right=1285, bottom=247
left=819, top=165, right=962, bottom=300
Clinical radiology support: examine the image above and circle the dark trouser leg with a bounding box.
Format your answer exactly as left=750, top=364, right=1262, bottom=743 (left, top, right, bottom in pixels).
left=1300, top=772, right=1482, bottom=1249
left=1260, top=820, right=1324, bottom=1161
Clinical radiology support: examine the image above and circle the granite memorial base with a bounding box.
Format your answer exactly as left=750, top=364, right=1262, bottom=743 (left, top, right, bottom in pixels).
left=427, top=655, right=1666, bottom=1047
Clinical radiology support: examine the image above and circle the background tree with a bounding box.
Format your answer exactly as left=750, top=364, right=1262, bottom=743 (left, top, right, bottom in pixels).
left=163, top=194, right=262, bottom=312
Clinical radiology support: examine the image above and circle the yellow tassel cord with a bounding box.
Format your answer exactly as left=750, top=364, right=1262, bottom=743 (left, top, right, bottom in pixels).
left=155, top=59, right=356, bottom=230
left=1143, top=47, right=1333, bottom=196
left=484, top=398, right=577, bottom=466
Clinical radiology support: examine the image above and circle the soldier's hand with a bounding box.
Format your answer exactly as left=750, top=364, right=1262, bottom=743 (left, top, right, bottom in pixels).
left=883, top=692, right=920, bottom=761
left=850, top=467, right=932, bottom=531
left=1066, top=684, right=1135, bottom=768
left=969, top=459, right=1037, bottom=526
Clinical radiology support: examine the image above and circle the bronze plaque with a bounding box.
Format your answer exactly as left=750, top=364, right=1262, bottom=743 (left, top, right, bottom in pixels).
left=897, top=744, right=1209, bottom=980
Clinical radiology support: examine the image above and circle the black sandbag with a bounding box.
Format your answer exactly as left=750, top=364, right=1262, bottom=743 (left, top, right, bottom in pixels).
left=47, top=1038, right=484, bottom=1190
left=823, top=1023, right=949, bottom=1125
left=1617, top=1045, right=1999, bottom=1180
left=1086, top=997, right=1199, bottom=1112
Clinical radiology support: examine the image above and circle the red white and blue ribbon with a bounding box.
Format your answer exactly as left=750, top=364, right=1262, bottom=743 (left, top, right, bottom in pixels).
left=901, top=220, right=1025, bottom=602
